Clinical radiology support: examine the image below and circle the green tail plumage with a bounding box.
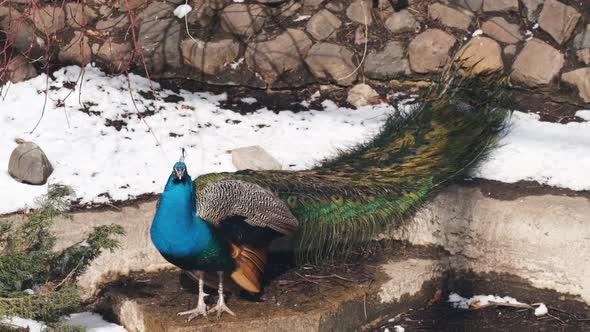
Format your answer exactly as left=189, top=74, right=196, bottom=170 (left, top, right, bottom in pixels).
left=196, top=71, right=511, bottom=262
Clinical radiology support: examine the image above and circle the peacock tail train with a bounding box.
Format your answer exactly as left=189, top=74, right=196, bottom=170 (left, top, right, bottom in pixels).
left=195, top=71, right=511, bottom=262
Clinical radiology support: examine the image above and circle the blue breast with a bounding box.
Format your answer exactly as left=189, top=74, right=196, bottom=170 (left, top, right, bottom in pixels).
left=150, top=175, right=212, bottom=259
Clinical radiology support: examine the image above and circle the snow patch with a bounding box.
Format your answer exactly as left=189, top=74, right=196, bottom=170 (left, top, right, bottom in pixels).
left=61, top=312, right=127, bottom=332
left=472, top=111, right=590, bottom=191
left=173, top=4, right=192, bottom=19
left=448, top=293, right=524, bottom=309
left=534, top=303, right=548, bottom=316
left=472, top=29, right=483, bottom=37
left=293, top=15, right=311, bottom=22
left=576, top=110, right=590, bottom=121
left=1, top=317, right=46, bottom=332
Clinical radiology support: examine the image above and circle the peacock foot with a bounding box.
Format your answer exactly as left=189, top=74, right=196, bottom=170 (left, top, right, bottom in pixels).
left=177, top=302, right=208, bottom=322
left=208, top=295, right=235, bottom=318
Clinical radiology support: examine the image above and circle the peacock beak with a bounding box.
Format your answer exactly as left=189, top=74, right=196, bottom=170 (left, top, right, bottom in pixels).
left=175, top=168, right=184, bottom=180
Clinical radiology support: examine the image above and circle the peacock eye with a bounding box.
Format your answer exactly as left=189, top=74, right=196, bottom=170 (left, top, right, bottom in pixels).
left=287, top=196, right=298, bottom=208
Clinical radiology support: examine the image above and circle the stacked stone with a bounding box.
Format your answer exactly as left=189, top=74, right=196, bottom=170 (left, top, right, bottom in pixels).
left=0, top=0, right=588, bottom=103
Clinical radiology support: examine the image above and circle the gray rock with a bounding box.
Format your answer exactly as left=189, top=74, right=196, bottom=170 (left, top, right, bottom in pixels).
left=182, top=38, right=239, bottom=75
left=521, top=0, right=544, bottom=22
left=577, top=49, right=590, bottom=65
left=511, top=39, right=564, bottom=87
left=306, top=9, right=341, bottom=41
left=64, top=3, right=93, bottom=29
left=95, top=14, right=130, bottom=31
left=6, top=54, right=37, bottom=83
left=58, top=31, right=91, bottom=65
left=278, top=1, right=302, bottom=17
left=456, top=36, right=503, bottom=74
left=538, top=0, right=580, bottom=44
left=245, top=29, right=312, bottom=84
left=384, top=9, right=417, bottom=34
left=138, top=3, right=182, bottom=73
left=346, top=0, right=373, bottom=25
left=97, top=41, right=133, bottom=70
left=452, top=0, right=483, bottom=12
left=8, top=142, right=53, bottom=185
left=232, top=146, right=282, bottom=170
left=347, top=83, right=379, bottom=107
left=305, top=43, right=358, bottom=85
left=221, top=4, right=268, bottom=38
left=207, top=0, right=233, bottom=10
left=428, top=3, right=473, bottom=30
left=186, top=2, right=216, bottom=27
left=481, top=17, right=523, bottom=44
left=573, top=24, right=590, bottom=50
left=33, top=5, right=65, bottom=34
left=482, top=0, right=518, bottom=12
left=408, top=29, right=456, bottom=74
left=561, top=68, right=590, bottom=103
left=364, top=41, right=411, bottom=79
left=304, top=0, right=325, bottom=8
left=325, top=1, right=345, bottom=12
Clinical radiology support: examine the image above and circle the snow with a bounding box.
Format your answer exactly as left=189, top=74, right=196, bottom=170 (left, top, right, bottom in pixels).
left=448, top=293, right=524, bottom=309
left=61, top=312, right=127, bottom=331
left=173, top=4, right=192, bottom=19
left=1, top=317, right=46, bottom=332
left=1, top=65, right=589, bottom=215
left=534, top=303, right=548, bottom=316
left=240, top=97, right=257, bottom=104
left=0, top=65, right=391, bottom=214
left=576, top=110, right=590, bottom=121
left=393, top=326, right=405, bottom=332
left=472, top=111, right=590, bottom=191
left=293, top=15, right=311, bottom=22
left=2, top=313, right=126, bottom=331
left=472, top=29, right=483, bottom=37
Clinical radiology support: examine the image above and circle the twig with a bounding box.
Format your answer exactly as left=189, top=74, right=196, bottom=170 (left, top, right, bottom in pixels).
left=294, top=272, right=319, bottom=285
left=547, top=313, right=567, bottom=325
left=53, top=259, right=83, bottom=291
left=303, top=273, right=358, bottom=283
left=335, top=0, right=369, bottom=82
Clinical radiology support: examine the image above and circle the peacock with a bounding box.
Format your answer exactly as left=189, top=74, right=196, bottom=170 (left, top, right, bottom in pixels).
left=150, top=72, right=511, bottom=321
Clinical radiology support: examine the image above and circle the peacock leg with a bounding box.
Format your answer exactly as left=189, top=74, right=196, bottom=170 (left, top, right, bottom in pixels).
left=177, top=271, right=208, bottom=321
left=208, top=271, right=236, bottom=318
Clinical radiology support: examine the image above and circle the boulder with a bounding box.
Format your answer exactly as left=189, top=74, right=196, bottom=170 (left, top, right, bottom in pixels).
left=346, top=83, right=380, bottom=107
left=561, top=68, right=590, bottom=103
left=95, top=14, right=130, bottom=31
left=364, top=41, right=411, bottom=79
left=511, top=39, right=564, bottom=87
left=8, top=142, right=53, bottom=185
left=325, top=1, right=345, bottom=12
left=521, top=0, right=544, bottom=22
left=306, top=9, right=341, bottom=41
left=578, top=49, right=590, bottom=66
left=245, top=29, right=312, bottom=84
left=138, top=2, right=182, bottom=72
left=182, top=38, right=240, bottom=75
left=408, top=29, right=456, bottom=74
left=64, top=3, right=94, bottom=29
left=384, top=9, right=417, bottom=34
left=305, top=43, right=358, bottom=85
left=231, top=146, right=282, bottom=170
left=538, top=0, right=580, bottom=44
left=346, top=0, right=373, bottom=25
left=221, top=4, right=268, bottom=38
left=481, top=17, right=523, bottom=44
left=32, top=5, right=65, bottom=34
left=452, top=0, right=483, bottom=12
left=482, top=0, right=518, bottom=12
left=58, top=31, right=91, bottom=65
left=6, top=54, right=37, bottom=83
left=97, top=41, right=133, bottom=70
left=503, top=44, right=517, bottom=58
left=428, top=3, right=473, bottom=30
left=573, top=24, right=590, bottom=50
left=303, top=0, right=325, bottom=8
left=456, top=36, right=503, bottom=74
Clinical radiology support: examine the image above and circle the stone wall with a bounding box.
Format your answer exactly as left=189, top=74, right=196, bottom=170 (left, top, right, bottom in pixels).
left=1, top=0, right=589, bottom=104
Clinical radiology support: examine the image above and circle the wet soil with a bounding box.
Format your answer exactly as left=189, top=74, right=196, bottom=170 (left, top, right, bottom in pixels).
left=371, top=271, right=590, bottom=332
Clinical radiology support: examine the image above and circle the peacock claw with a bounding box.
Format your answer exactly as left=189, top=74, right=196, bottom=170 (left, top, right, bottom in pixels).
left=208, top=299, right=235, bottom=318
left=177, top=304, right=208, bottom=322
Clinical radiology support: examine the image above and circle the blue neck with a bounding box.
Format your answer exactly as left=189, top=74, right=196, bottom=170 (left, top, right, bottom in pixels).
left=150, top=174, right=211, bottom=257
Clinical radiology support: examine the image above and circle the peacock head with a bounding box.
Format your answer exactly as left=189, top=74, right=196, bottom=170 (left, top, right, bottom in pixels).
left=172, top=161, right=188, bottom=181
